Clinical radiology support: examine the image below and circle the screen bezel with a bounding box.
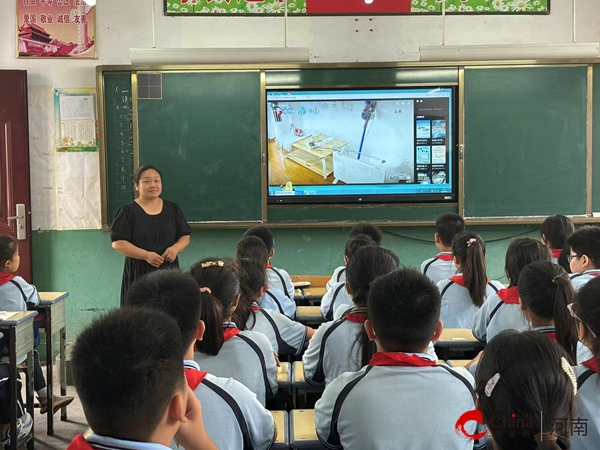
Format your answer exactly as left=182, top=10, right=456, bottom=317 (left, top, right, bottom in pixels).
left=265, top=85, right=459, bottom=206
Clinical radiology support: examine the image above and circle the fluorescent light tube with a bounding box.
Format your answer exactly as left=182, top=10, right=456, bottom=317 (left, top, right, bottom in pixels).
left=420, top=43, right=600, bottom=62
left=130, top=47, right=310, bottom=65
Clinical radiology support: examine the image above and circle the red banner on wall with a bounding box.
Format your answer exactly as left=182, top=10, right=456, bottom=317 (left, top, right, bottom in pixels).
left=306, top=0, right=410, bottom=14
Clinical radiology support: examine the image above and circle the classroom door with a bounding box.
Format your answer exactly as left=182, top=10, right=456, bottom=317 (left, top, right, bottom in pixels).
left=0, top=70, right=32, bottom=281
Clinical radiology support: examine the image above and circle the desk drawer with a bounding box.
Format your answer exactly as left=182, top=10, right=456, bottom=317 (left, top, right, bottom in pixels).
left=14, top=321, right=34, bottom=362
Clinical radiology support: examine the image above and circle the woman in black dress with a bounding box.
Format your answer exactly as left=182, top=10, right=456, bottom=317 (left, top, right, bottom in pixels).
left=111, top=165, right=191, bottom=306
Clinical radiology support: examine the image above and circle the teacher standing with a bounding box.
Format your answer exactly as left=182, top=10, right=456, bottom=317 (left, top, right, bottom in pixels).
left=111, top=165, right=191, bottom=306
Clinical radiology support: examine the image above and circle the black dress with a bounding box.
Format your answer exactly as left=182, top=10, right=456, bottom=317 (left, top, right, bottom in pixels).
left=111, top=200, right=191, bottom=306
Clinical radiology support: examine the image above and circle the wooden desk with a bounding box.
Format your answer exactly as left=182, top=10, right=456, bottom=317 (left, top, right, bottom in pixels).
left=296, top=307, right=324, bottom=325
left=435, top=328, right=479, bottom=347
left=292, top=361, right=324, bottom=393
left=290, top=276, right=329, bottom=287
left=0, top=311, right=37, bottom=450
left=37, top=291, right=69, bottom=435
left=289, top=409, right=324, bottom=449
left=447, top=359, right=471, bottom=367
left=278, top=362, right=291, bottom=388
left=271, top=410, right=289, bottom=449
left=287, top=135, right=348, bottom=179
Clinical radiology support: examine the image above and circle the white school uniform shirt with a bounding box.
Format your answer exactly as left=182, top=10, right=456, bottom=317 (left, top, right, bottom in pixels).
left=421, top=252, right=457, bottom=285
left=326, top=266, right=346, bottom=291
left=572, top=358, right=600, bottom=450
left=531, top=326, right=592, bottom=364
left=315, top=352, right=476, bottom=450
left=437, top=275, right=503, bottom=329
left=178, top=360, right=275, bottom=450
left=320, top=281, right=353, bottom=321
left=304, top=306, right=439, bottom=387
left=267, top=265, right=294, bottom=299
left=472, top=286, right=530, bottom=343
left=261, top=286, right=296, bottom=319
left=194, top=323, right=278, bottom=406
left=570, top=270, right=600, bottom=291
left=0, top=276, right=40, bottom=311
left=246, top=303, right=307, bottom=356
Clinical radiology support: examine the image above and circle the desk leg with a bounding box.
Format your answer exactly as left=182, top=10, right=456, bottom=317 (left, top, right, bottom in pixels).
left=60, top=326, right=67, bottom=421
left=321, top=158, right=327, bottom=179
left=46, top=311, right=54, bottom=436
left=8, top=328, right=17, bottom=450
left=26, top=349, right=34, bottom=450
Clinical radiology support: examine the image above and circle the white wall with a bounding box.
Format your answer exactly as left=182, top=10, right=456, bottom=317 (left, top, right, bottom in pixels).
left=1, top=0, right=600, bottom=226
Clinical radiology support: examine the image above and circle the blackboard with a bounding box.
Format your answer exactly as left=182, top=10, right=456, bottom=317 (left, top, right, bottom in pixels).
left=103, top=73, right=135, bottom=223
left=464, top=66, right=588, bottom=217
left=137, top=71, right=263, bottom=223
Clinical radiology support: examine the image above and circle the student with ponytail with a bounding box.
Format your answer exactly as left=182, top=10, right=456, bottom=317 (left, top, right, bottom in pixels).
left=518, top=261, right=584, bottom=365
left=234, top=258, right=314, bottom=356
left=473, top=238, right=550, bottom=343
left=475, top=330, right=576, bottom=450
left=189, top=258, right=278, bottom=406
left=437, top=232, right=503, bottom=328
left=570, top=277, right=600, bottom=450
left=303, top=246, right=400, bottom=387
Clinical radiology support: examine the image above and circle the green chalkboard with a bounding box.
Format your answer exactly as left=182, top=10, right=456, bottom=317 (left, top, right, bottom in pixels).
left=593, top=65, right=600, bottom=213
left=464, top=66, right=588, bottom=217
left=103, top=73, right=135, bottom=224
left=137, top=71, right=263, bottom=223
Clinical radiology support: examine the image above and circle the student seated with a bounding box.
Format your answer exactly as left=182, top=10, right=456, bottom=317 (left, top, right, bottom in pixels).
left=437, top=232, right=503, bottom=329
left=475, top=330, right=576, bottom=450
left=519, top=260, right=591, bottom=364
left=315, top=268, right=476, bottom=450
left=422, top=213, right=465, bottom=284
left=321, top=234, right=377, bottom=321
left=244, top=226, right=294, bottom=299
left=568, top=226, right=600, bottom=291
left=326, top=223, right=382, bottom=291
left=190, top=258, right=278, bottom=406
left=541, top=214, right=574, bottom=270
left=237, top=236, right=296, bottom=318
left=304, top=246, right=399, bottom=387
left=473, top=238, right=550, bottom=343
left=67, top=308, right=216, bottom=450
left=125, top=270, right=276, bottom=450
left=234, top=258, right=314, bottom=356
left=570, top=277, right=600, bottom=450
left=0, top=235, right=73, bottom=415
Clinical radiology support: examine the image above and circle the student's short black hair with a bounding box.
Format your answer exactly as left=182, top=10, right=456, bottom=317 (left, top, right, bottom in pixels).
left=435, top=213, right=465, bottom=247
left=244, top=226, right=274, bottom=253
left=125, top=270, right=201, bottom=348
left=0, top=235, right=18, bottom=267
left=349, top=223, right=382, bottom=245
left=575, top=276, right=600, bottom=358
left=236, top=235, right=269, bottom=266
left=505, top=238, right=551, bottom=287
left=345, top=234, right=377, bottom=259
left=541, top=215, right=574, bottom=250
left=72, top=308, right=184, bottom=442
left=567, top=226, right=600, bottom=269
left=134, top=164, right=162, bottom=185
left=367, top=268, right=440, bottom=353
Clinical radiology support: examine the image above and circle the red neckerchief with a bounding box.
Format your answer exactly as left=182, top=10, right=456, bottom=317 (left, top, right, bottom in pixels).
left=66, top=435, right=94, bottom=450
left=223, top=326, right=241, bottom=342
left=370, top=352, right=437, bottom=367
left=345, top=312, right=366, bottom=323
left=251, top=302, right=261, bottom=312
left=436, top=253, right=454, bottom=262
left=267, top=263, right=273, bottom=269
left=497, top=287, right=520, bottom=305
left=542, top=331, right=557, bottom=342
left=551, top=249, right=562, bottom=259
left=185, top=367, right=208, bottom=390
left=586, top=271, right=600, bottom=277
left=0, top=273, right=15, bottom=286
left=450, top=275, right=490, bottom=287
left=583, top=357, right=600, bottom=374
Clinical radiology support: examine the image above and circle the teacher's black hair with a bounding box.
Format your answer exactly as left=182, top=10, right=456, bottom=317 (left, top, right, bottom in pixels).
left=134, top=165, right=162, bottom=185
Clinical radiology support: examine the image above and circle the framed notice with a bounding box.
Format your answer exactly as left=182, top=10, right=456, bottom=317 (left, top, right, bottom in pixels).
left=54, top=89, right=98, bottom=152
left=17, top=0, right=96, bottom=58
left=165, top=0, right=548, bottom=15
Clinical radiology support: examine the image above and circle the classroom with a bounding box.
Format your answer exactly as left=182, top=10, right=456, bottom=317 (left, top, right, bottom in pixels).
left=1, top=0, right=600, bottom=449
